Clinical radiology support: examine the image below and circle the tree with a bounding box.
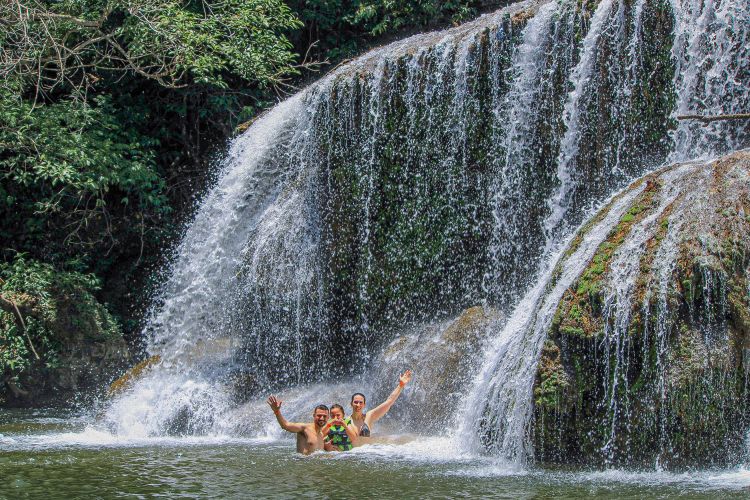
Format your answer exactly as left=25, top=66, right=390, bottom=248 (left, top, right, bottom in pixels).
left=1, top=0, right=302, bottom=95
left=0, top=1, right=304, bottom=400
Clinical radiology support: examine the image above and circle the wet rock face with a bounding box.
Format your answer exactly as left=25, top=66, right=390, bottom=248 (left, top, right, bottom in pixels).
left=533, top=150, right=750, bottom=468
left=229, top=0, right=683, bottom=387
left=368, top=306, right=498, bottom=430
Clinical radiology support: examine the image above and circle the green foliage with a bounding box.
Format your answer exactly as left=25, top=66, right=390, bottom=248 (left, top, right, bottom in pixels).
left=0, top=90, right=166, bottom=263
left=2, top=0, right=302, bottom=92
left=350, top=0, right=477, bottom=36
left=0, top=0, right=305, bottom=318
left=0, top=255, right=121, bottom=382
left=286, top=0, right=484, bottom=62
left=117, top=0, right=302, bottom=88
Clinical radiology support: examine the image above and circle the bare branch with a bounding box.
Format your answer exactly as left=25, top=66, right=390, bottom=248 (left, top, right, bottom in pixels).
left=677, top=113, right=750, bottom=123
left=0, top=280, right=41, bottom=361
left=30, top=11, right=103, bottom=28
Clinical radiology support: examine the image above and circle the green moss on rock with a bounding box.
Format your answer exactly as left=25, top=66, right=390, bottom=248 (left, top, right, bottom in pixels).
left=533, top=151, right=750, bottom=469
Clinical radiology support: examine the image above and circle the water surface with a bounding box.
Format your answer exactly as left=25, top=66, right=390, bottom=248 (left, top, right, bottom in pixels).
left=2, top=409, right=749, bottom=499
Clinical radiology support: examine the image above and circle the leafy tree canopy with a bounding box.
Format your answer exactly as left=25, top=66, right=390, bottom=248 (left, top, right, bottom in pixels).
left=1, top=0, right=302, bottom=94
left=287, top=0, right=487, bottom=62
left=0, top=0, right=303, bottom=393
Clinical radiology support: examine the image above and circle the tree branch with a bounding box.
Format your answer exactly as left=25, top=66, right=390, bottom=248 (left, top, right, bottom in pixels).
left=0, top=290, right=41, bottom=361
left=677, top=113, right=750, bottom=123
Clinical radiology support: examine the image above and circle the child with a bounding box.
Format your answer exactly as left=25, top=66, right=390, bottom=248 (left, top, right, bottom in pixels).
left=323, top=403, right=358, bottom=451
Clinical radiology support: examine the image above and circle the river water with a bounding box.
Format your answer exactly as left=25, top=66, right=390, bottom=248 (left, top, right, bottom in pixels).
left=2, top=409, right=750, bottom=499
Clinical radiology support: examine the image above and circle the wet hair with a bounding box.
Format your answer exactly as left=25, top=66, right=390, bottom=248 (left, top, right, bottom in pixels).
left=330, top=404, right=345, bottom=415
left=314, top=404, right=330, bottom=413
left=351, top=393, right=366, bottom=404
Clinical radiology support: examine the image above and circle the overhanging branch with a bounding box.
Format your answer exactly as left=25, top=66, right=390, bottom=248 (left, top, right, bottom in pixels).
left=0, top=290, right=41, bottom=360
left=677, top=113, right=750, bottom=123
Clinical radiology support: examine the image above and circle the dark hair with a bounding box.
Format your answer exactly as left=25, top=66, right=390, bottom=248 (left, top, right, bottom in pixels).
left=314, top=404, right=330, bottom=413
left=330, top=403, right=345, bottom=414
left=351, top=393, right=366, bottom=404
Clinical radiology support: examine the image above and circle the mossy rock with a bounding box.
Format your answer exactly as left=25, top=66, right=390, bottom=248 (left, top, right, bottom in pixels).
left=533, top=150, right=750, bottom=468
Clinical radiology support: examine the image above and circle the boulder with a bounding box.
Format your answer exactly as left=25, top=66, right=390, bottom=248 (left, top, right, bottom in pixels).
left=533, top=150, right=750, bottom=468
left=368, top=305, right=499, bottom=430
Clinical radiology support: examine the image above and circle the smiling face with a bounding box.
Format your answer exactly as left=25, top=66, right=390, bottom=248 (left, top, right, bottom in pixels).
left=313, top=408, right=329, bottom=428
left=351, top=394, right=365, bottom=414
left=330, top=407, right=344, bottom=420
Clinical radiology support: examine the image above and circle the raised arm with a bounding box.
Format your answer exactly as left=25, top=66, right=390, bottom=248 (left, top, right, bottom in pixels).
left=366, top=370, right=412, bottom=424
left=320, top=419, right=334, bottom=437
left=268, top=395, right=306, bottom=433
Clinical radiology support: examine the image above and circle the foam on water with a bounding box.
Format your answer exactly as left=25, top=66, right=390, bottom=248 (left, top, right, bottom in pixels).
left=4, top=405, right=750, bottom=493
left=0, top=429, right=272, bottom=451
left=346, top=437, right=471, bottom=463
left=576, top=467, right=750, bottom=490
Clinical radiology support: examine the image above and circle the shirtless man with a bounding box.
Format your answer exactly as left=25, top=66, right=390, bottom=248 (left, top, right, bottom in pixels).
left=267, top=395, right=329, bottom=454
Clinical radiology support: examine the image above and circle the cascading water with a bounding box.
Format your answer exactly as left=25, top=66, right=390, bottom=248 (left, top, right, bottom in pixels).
left=530, top=152, right=750, bottom=467
left=103, top=0, right=750, bottom=470
left=670, top=0, right=750, bottom=161
left=458, top=0, right=749, bottom=465
left=459, top=182, right=646, bottom=464
left=595, top=163, right=696, bottom=464
left=103, top=94, right=314, bottom=436
left=104, top=0, right=538, bottom=435
left=545, top=0, right=617, bottom=241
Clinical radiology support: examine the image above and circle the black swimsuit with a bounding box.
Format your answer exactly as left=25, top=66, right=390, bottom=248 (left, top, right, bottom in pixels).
left=359, top=422, right=371, bottom=437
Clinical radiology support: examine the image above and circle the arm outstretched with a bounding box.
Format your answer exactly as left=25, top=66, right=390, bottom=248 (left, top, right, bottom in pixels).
left=365, top=370, right=412, bottom=425
left=268, top=395, right=306, bottom=433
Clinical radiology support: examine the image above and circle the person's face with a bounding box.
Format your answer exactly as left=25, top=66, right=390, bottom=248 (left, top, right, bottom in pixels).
left=330, top=408, right=344, bottom=420
left=351, top=395, right=365, bottom=413
left=314, top=409, right=329, bottom=427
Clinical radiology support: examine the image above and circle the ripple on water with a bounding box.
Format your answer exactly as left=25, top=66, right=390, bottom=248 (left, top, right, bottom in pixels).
left=3, top=411, right=750, bottom=498
left=577, top=468, right=750, bottom=491
left=0, top=427, right=276, bottom=451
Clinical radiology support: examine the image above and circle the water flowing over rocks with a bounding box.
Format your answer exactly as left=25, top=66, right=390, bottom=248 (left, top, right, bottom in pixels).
left=533, top=150, right=750, bottom=468
left=103, top=0, right=750, bottom=468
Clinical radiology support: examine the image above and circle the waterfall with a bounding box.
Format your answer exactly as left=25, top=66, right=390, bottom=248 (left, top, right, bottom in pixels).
left=596, top=163, right=694, bottom=463
left=458, top=0, right=749, bottom=464
left=545, top=0, right=617, bottom=241
left=103, top=0, right=749, bottom=462
left=670, top=0, right=750, bottom=161
left=102, top=93, right=316, bottom=436
left=459, top=182, right=645, bottom=463
left=485, top=0, right=559, bottom=302
left=104, top=0, right=541, bottom=435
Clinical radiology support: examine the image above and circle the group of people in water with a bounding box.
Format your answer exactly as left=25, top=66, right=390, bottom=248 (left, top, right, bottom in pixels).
left=267, top=370, right=412, bottom=454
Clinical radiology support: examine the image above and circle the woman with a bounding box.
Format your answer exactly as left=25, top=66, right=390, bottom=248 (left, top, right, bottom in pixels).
left=349, top=370, right=412, bottom=438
